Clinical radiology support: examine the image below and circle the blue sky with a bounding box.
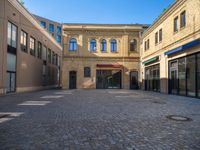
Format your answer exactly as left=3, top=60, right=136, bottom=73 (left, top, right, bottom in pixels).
left=23, top=0, right=175, bottom=24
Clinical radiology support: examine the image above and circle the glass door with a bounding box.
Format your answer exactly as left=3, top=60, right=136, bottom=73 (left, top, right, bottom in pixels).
left=69, top=71, right=77, bottom=89
left=186, top=55, right=196, bottom=97
left=96, top=70, right=121, bottom=89
left=6, top=53, right=16, bottom=93
left=6, top=72, right=16, bottom=93
left=145, top=64, right=160, bottom=92
left=130, top=71, right=138, bottom=89
left=197, top=54, right=200, bottom=98
left=169, top=61, right=178, bottom=95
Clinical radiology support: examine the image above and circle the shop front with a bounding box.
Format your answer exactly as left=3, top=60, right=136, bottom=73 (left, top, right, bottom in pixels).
left=96, top=64, right=122, bottom=89
left=168, top=52, right=200, bottom=98
left=96, top=70, right=122, bottom=89
left=143, top=56, right=160, bottom=92
left=165, top=39, right=200, bottom=98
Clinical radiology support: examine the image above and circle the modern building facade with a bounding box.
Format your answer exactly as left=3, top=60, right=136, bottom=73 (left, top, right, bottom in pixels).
left=34, top=15, right=62, bottom=45
left=0, top=0, right=62, bottom=95
left=62, top=24, right=148, bottom=89
left=140, top=0, right=200, bottom=98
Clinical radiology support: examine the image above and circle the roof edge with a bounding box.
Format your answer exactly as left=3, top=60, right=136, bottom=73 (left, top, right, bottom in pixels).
left=142, top=0, right=186, bottom=37
left=9, top=0, right=62, bottom=50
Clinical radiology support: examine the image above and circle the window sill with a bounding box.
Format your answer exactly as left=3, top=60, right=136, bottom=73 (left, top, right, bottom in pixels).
left=69, top=50, right=77, bottom=52
left=90, top=50, right=97, bottom=53
left=129, top=51, right=138, bottom=53
left=173, top=30, right=178, bottom=35
left=180, top=26, right=186, bottom=31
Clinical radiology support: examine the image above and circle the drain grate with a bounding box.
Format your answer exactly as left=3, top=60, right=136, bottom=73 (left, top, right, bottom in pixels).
left=0, top=114, right=10, bottom=119
left=166, top=115, right=192, bottom=122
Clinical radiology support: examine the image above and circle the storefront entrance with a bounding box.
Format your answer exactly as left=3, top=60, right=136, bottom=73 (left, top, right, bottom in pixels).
left=169, top=61, right=178, bottom=95
left=96, top=70, right=122, bottom=89
left=145, top=64, right=160, bottom=92
left=169, top=52, right=200, bottom=98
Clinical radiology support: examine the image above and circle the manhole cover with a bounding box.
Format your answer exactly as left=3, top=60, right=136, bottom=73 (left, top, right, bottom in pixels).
left=166, top=115, right=192, bottom=121
left=0, top=114, right=10, bottom=119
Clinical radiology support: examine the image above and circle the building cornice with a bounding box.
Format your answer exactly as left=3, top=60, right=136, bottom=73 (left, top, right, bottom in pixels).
left=63, top=24, right=149, bottom=32
left=8, top=0, right=62, bottom=50
left=63, top=23, right=149, bottom=27
left=63, top=56, right=140, bottom=60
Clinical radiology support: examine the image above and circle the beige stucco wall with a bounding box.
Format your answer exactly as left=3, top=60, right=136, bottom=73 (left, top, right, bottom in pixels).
left=62, top=24, right=146, bottom=89
left=62, top=58, right=139, bottom=89
left=140, top=0, right=200, bottom=93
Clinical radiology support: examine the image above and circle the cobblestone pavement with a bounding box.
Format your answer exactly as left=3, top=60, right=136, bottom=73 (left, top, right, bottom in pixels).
left=0, top=89, right=200, bottom=150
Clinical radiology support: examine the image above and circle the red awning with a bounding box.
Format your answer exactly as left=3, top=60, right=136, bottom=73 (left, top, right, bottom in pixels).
left=96, top=64, right=122, bottom=68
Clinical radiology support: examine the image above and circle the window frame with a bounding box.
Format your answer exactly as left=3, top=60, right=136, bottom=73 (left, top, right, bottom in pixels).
left=147, top=39, right=150, bottom=50
left=174, top=16, right=179, bottom=32
left=101, top=39, right=107, bottom=52
left=56, top=35, right=61, bottom=43
left=159, top=29, right=162, bottom=42
left=48, top=49, right=52, bottom=64
left=110, top=39, right=117, bottom=52
left=42, top=46, right=47, bottom=61
left=49, top=24, right=54, bottom=33
left=155, top=32, right=158, bottom=44
left=69, top=38, right=77, bottom=51
left=130, top=39, right=137, bottom=51
left=84, top=67, right=91, bottom=78
left=144, top=41, right=147, bottom=51
left=37, top=41, right=42, bottom=59
left=40, top=21, right=46, bottom=29
left=90, top=39, right=97, bottom=52
left=180, top=10, right=186, bottom=28
left=7, top=21, right=17, bottom=49
left=56, top=26, right=61, bottom=34
left=20, top=30, right=28, bottom=52
left=30, top=37, right=36, bottom=56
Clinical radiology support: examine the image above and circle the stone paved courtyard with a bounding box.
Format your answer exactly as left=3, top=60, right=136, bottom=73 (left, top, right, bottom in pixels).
left=0, top=89, right=200, bottom=150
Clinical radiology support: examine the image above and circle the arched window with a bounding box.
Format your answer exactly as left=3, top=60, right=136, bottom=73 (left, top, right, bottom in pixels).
left=69, top=38, right=77, bottom=51
left=130, top=39, right=137, bottom=51
left=101, top=39, right=107, bottom=52
left=111, top=39, right=117, bottom=52
left=90, top=39, right=97, bottom=51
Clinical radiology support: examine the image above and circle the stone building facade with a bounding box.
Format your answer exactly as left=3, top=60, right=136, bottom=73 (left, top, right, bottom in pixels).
left=0, top=0, right=62, bottom=94
left=140, top=0, right=200, bottom=98
left=62, top=24, right=148, bottom=89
